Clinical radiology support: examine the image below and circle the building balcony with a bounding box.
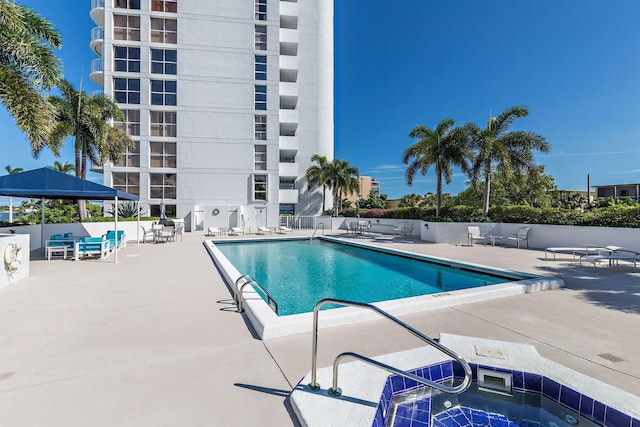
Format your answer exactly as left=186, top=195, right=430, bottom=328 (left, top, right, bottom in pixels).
left=90, top=0, right=105, bottom=26
left=279, top=136, right=298, bottom=151
left=279, top=55, right=298, bottom=82
left=279, top=162, right=299, bottom=178
left=279, top=81, right=298, bottom=98
left=279, top=109, right=298, bottom=126
left=280, top=1, right=298, bottom=29
left=279, top=189, right=299, bottom=204
left=280, top=28, right=298, bottom=56
left=90, top=27, right=104, bottom=56
left=89, top=58, right=104, bottom=87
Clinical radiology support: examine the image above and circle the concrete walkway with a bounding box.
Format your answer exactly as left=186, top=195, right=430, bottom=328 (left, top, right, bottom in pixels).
left=1, top=231, right=638, bottom=426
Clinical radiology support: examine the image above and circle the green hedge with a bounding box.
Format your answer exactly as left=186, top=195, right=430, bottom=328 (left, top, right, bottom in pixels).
left=344, top=205, right=640, bottom=228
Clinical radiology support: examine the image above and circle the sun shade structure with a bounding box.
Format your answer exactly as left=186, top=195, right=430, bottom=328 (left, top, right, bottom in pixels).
left=0, top=168, right=138, bottom=201
left=0, top=168, right=139, bottom=263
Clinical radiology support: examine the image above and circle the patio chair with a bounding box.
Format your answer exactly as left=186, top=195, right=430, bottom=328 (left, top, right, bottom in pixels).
left=229, top=227, right=244, bottom=236
left=75, top=237, right=111, bottom=261
left=174, top=223, right=185, bottom=241
left=256, top=226, right=272, bottom=235
left=106, top=230, right=126, bottom=249
left=508, top=227, right=530, bottom=248
left=45, top=234, right=74, bottom=260
left=277, top=226, right=293, bottom=234
left=393, top=222, right=405, bottom=235
left=401, top=223, right=415, bottom=237
left=467, top=226, right=486, bottom=246
left=141, top=226, right=156, bottom=243
left=206, top=227, right=221, bottom=236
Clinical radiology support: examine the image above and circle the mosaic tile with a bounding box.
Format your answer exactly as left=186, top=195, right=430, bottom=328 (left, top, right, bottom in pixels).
left=559, top=385, right=581, bottom=411
left=593, top=400, right=606, bottom=425
left=511, top=369, right=524, bottom=390
left=523, top=372, right=542, bottom=393
left=542, top=377, right=560, bottom=400
left=579, top=394, right=594, bottom=418
left=605, top=406, right=632, bottom=427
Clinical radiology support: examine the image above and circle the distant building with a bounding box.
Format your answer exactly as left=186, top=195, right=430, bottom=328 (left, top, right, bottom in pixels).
left=345, top=176, right=380, bottom=203
left=593, top=184, right=640, bottom=201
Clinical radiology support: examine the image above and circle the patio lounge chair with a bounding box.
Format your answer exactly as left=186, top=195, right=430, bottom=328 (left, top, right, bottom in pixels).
left=393, top=222, right=405, bottom=235
left=75, top=237, right=111, bottom=261
left=206, top=227, right=221, bottom=236
left=579, top=248, right=638, bottom=271
left=508, top=227, right=530, bottom=248
left=229, top=227, right=244, bottom=236
left=467, top=226, right=485, bottom=246
left=544, top=245, right=606, bottom=260
left=277, top=226, right=293, bottom=234
left=256, top=226, right=272, bottom=235
left=400, top=223, right=414, bottom=237
left=174, top=223, right=185, bottom=241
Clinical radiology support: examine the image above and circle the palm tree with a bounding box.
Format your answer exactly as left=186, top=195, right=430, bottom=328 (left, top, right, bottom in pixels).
left=50, top=161, right=75, bottom=174
left=305, top=154, right=331, bottom=214
left=403, top=118, right=471, bottom=217
left=0, top=0, right=62, bottom=153
left=4, top=165, right=23, bottom=223
left=47, top=80, right=133, bottom=219
left=326, top=159, right=359, bottom=215
left=465, top=105, right=550, bottom=216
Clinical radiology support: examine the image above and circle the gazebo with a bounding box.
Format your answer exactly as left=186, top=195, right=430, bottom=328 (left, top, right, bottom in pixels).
left=0, top=168, right=139, bottom=263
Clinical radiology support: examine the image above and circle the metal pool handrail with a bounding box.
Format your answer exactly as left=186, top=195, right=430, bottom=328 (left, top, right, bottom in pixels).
left=306, top=298, right=472, bottom=396
left=310, top=223, right=325, bottom=240
left=234, top=275, right=279, bottom=314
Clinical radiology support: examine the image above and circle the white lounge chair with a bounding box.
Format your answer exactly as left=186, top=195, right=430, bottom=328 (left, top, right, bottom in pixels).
left=579, top=248, right=638, bottom=271
left=277, top=226, right=293, bottom=234
left=508, top=227, right=530, bottom=248
left=229, top=227, right=244, bottom=236
left=400, top=223, right=414, bottom=237
left=544, top=246, right=605, bottom=260
left=141, top=226, right=156, bottom=243
left=393, top=222, right=405, bottom=235
left=467, top=226, right=485, bottom=246
left=256, top=226, right=272, bottom=235
left=206, top=227, right=221, bottom=236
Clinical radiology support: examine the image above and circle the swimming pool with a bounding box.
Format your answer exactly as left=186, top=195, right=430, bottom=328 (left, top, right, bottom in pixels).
left=214, top=238, right=515, bottom=316
left=205, top=236, right=563, bottom=338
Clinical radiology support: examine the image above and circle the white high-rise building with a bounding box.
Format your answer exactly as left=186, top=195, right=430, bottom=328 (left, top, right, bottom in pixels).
left=89, top=0, right=333, bottom=231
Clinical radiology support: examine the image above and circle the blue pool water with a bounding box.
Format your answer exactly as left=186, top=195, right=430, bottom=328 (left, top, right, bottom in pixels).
left=215, top=239, right=515, bottom=316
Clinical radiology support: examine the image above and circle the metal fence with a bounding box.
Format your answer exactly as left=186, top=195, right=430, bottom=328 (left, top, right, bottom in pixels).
left=279, top=215, right=332, bottom=230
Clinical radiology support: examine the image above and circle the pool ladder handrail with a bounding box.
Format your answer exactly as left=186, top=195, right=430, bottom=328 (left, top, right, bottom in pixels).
left=306, top=298, right=472, bottom=396
left=309, top=223, right=325, bottom=241
left=234, top=275, right=279, bottom=314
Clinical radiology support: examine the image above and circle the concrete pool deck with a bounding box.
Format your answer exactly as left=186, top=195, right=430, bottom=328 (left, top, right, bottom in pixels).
left=1, top=230, right=639, bottom=425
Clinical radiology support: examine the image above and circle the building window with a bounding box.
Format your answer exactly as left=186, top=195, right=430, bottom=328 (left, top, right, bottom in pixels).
left=255, top=85, right=266, bottom=110
left=114, top=0, right=140, bottom=9
left=114, top=46, right=140, bottom=73
left=255, top=55, right=267, bottom=80
left=113, top=109, right=140, bottom=136
left=113, top=78, right=140, bottom=104
left=150, top=111, right=177, bottom=137
left=254, top=115, right=266, bottom=140
left=151, top=0, right=177, bottom=13
left=254, top=145, right=267, bottom=171
left=151, top=49, right=177, bottom=74
left=150, top=204, right=176, bottom=217
left=253, top=174, right=267, bottom=201
left=255, top=25, right=267, bottom=50
left=112, top=172, right=139, bottom=195
left=114, top=142, right=140, bottom=167
left=151, top=80, right=177, bottom=105
left=150, top=173, right=177, bottom=199
left=255, top=0, right=267, bottom=21
left=151, top=18, right=177, bottom=44
left=113, top=15, right=140, bottom=41
left=150, top=141, right=177, bottom=168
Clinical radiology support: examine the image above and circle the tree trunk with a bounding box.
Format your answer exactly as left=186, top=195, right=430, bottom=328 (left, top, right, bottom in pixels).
left=483, top=168, right=492, bottom=217
left=322, top=184, right=326, bottom=214
left=74, top=135, right=85, bottom=220
left=436, top=173, right=442, bottom=217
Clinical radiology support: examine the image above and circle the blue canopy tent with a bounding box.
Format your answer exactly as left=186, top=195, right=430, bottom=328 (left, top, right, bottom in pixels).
left=0, top=168, right=139, bottom=263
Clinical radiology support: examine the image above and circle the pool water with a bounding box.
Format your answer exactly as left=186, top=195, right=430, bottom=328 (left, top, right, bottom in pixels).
left=215, top=239, right=512, bottom=315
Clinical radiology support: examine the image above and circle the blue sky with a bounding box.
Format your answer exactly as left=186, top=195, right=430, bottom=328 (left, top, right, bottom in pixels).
left=2, top=0, right=639, bottom=200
